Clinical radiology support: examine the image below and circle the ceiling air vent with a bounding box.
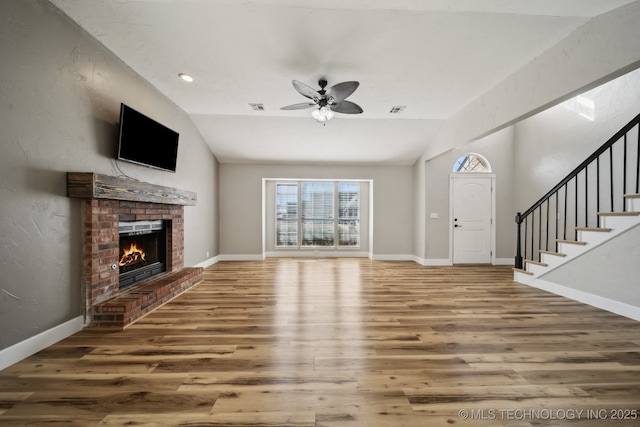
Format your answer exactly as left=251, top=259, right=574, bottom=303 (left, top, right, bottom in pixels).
left=389, top=106, right=406, bottom=114
left=249, top=103, right=265, bottom=111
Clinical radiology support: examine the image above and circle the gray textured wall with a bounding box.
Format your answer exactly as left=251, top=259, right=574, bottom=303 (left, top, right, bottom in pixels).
left=0, top=0, right=218, bottom=351
left=219, top=164, right=414, bottom=258
left=423, top=127, right=515, bottom=261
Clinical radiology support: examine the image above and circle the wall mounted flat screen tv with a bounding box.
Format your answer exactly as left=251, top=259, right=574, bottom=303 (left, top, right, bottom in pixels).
left=117, top=103, right=179, bottom=172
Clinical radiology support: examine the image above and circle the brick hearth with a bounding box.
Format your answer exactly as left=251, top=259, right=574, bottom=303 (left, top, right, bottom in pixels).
left=68, top=173, right=201, bottom=327
left=92, top=266, right=202, bottom=327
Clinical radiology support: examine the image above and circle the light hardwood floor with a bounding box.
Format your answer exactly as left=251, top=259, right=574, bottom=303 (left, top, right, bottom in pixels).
left=1, top=258, right=640, bottom=426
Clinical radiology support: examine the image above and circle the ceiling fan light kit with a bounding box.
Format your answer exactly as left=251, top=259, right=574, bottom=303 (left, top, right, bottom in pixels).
left=311, top=106, right=335, bottom=122
left=281, top=79, right=363, bottom=123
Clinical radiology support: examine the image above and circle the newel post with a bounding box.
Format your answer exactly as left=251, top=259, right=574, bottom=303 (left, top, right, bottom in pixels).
left=515, top=212, right=523, bottom=269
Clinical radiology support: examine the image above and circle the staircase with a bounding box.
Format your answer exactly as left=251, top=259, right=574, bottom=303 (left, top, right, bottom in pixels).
left=514, top=194, right=640, bottom=283
left=512, top=113, right=640, bottom=319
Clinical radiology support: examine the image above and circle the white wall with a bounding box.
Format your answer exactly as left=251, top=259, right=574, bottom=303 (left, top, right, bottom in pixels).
left=514, top=68, right=640, bottom=211
left=220, top=164, right=414, bottom=259
left=0, top=0, right=218, bottom=352
left=542, top=224, right=640, bottom=310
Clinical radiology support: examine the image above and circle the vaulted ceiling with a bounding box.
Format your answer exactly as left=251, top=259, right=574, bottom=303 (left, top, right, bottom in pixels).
left=49, top=0, right=638, bottom=165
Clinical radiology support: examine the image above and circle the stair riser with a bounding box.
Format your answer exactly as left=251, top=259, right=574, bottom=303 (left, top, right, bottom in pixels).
left=527, top=264, right=548, bottom=275
left=600, top=216, right=640, bottom=229
left=514, top=271, right=534, bottom=285
left=628, top=198, right=640, bottom=212
left=577, top=231, right=612, bottom=246
left=557, top=243, right=585, bottom=257
left=540, top=254, right=567, bottom=269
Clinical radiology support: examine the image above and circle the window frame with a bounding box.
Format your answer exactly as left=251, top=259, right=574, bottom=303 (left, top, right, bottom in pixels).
left=453, top=153, right=492, bottom=173
left=275, top=180, right=361, bottom=249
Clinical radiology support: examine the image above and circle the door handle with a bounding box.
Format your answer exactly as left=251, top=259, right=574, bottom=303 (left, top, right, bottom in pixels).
left=454, top=224, right=462, bottom=228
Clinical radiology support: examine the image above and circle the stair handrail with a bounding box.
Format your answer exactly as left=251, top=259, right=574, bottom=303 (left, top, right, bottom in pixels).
left=515, top=112, right=640, bottom=269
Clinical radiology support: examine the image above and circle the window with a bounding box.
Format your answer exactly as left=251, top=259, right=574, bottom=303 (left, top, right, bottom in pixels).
left=302, top=182, right=334, bottom=246
left=453, top=153, right=491, bottom=173
left=276, top=181, right=360, bottom=248
left=338, top=183, right=360, bottom=246
left=276, top=183, right=298, bottom=246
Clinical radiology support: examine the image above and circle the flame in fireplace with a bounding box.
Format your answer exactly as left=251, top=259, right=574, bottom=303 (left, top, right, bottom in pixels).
left=119, top=243, right=146, bottom=267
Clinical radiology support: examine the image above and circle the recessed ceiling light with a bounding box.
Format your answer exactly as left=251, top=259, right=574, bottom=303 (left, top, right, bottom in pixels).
left=178, top=73, right=194, bottom=83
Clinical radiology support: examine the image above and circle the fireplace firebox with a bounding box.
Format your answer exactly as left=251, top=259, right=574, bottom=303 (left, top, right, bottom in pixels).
left=118, top=220, right=167, bottom=289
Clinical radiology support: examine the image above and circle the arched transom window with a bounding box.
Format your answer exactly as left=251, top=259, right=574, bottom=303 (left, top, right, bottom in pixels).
left=453, top=153, right=491, bottom=173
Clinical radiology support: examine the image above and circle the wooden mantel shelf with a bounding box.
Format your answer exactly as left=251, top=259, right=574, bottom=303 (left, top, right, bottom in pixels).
left=67, top=172, right=197, bottom=206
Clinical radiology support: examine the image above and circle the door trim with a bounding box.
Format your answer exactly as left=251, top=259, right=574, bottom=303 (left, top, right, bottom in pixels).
left=449, top=173, right=496, bottom=264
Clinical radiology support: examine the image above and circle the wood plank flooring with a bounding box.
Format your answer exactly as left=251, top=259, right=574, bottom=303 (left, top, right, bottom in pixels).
left=1, top=258, right=640, bottom=426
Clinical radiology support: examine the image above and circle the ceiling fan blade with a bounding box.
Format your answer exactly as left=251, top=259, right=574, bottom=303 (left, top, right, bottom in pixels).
left=331, top=100, right=363, bottom=114
left=326, top=81, right=359, bottom=103
left=280, top=102, right=317, bottom=110
left=292, top=80, right=321, bottom=101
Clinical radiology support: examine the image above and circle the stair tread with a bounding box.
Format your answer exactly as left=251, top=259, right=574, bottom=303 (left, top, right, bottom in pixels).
left=598, top=211, right=640, bottom=216
left=575, top=227, right=612, bottom=232
left=556, top=239, right=588, bottom=245
left=513, top=268, right=534, bottom=276
left=525, top=259, right=548, bottom=267
left=624, top=193, right=640, bottom=199
left=540, top=250, right=567, bottom=257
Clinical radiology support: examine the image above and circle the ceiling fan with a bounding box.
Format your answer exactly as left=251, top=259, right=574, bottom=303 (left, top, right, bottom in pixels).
left=280, top=79, right=363, bottom=122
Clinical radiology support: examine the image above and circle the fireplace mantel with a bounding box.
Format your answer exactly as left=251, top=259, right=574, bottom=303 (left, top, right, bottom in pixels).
left=66, top=172, right=201, bottom=327
left=67, top=172, right=197, bottom=206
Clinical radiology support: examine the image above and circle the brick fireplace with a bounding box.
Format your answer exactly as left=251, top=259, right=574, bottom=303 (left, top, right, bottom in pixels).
left=68, top=172, right=202, bottom=327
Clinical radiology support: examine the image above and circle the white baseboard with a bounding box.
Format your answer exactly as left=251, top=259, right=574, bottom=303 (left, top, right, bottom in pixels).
left=218, top=254, right=266, bottom=261
left=216, top=253, right=420, bottom=262
left=265, top=251, right=371, bottom=259
left=416, top=258, right=512, bottom=266
left=370, top=254, right=416, bottom=261
left=416, top=258, right=453, bottom=266
left=0, top=316, right=84, bottom=371
left=193, top=255, right=221, bottom=268
left=529, top=279, right=640, bottom=322
left=211, top=254, right=510, bottom=268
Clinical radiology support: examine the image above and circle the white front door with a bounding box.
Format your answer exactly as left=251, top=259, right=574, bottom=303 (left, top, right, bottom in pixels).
left=451, top=175, right=494, bottom=264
